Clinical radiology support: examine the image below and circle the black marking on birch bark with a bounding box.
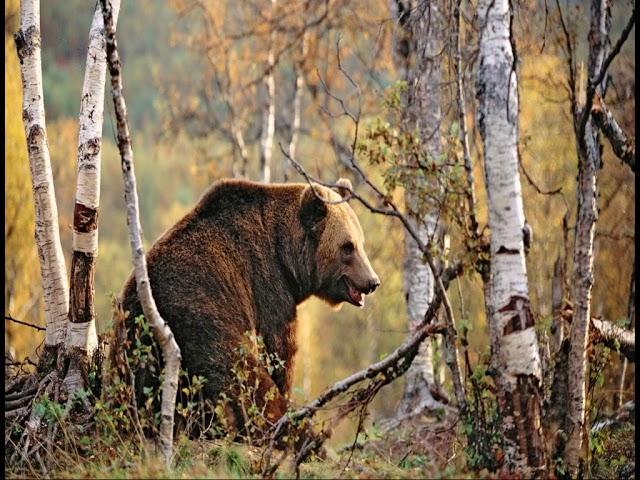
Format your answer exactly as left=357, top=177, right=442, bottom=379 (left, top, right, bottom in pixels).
left=26, top=125, right=45, bottom=155
left=14, top=25, right=40, bottom=64
left=496, top=245, right=519, bottom=254
left=73, top=203, right=98, bottom=233
left=22, top=108, right=33, bottom=123
left=78, top=137, right=101, bottom=171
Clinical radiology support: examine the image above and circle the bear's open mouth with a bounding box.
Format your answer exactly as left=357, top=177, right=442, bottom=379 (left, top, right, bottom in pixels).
left=342, top=276, right=365, bottom=307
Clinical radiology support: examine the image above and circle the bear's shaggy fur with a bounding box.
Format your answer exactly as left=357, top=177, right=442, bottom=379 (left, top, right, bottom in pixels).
left=119, top=179, right=379, bottom=431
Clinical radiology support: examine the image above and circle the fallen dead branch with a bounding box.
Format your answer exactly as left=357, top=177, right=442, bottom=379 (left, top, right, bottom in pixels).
left=590, top=318, right=635, bottom=362
left=281, top=144, right=467, bottom=407
left=261, top=267, right=457, bottom=476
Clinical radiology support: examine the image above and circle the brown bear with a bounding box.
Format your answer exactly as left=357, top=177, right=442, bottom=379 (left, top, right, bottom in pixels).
left=118, top=178, right=379, bottom=438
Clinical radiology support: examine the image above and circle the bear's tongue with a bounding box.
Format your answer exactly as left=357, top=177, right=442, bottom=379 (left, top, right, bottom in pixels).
left=346, top=279, right=364, bottom=307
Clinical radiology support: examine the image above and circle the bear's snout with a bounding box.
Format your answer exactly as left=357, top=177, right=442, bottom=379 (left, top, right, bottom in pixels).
left=365, top=276, right=380, bottom=294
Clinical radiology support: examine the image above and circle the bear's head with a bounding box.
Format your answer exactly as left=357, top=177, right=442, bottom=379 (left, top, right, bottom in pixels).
left=299, top=178, right=380, bottom=308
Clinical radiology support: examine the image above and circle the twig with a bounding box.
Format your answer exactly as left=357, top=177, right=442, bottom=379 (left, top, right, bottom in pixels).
left=555, top=0, right=576, bottom=107
left=261, top=317, right=447, bottom=476
left=5, top=406, right=30, bottom=424
left=5, top=315, right=45, bottom=331
left=340, top=403, right=367, bottom=475
left=519, top=158, right=563, bottom=195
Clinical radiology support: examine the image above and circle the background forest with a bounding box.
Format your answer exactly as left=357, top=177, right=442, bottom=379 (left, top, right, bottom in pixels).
left=5, top=0, right=635, bottom=477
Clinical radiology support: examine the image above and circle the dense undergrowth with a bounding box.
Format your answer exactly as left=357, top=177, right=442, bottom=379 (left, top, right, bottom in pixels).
left=5, top=314, right=634, bottom=479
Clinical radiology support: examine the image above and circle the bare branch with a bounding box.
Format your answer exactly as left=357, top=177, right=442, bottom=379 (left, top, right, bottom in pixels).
left=579, top=8, right=636, bottom=140
left=5, top=315, right=45, bottom=332
left=555, top=0, right=576, bottom=107
left=591, top=94, right=635, bottom=172
left=519, top=157, right=563, bottom=195
left=262, top=318, right=448, bottom=476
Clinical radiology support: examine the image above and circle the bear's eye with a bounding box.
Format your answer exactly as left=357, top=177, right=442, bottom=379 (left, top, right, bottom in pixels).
left=341, top=241, right=355, bottom=255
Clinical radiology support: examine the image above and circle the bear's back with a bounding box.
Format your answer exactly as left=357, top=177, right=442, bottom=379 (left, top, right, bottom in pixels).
left=117, top=180, right=307, bottom=404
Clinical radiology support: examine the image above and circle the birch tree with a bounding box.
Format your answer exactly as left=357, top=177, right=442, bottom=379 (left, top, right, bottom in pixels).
left=63, top=0, right=120, bottom=394
left=101, top=0, right=182, bottom=466
left=563, top=1, right=635, bottom=474
left=284, top=28, right=308, bottom=182
left=476, top=0, right=545, bottom=473
left=389, top=0, right=449, bottom=418
left=14, top=0, right=69, bottom=370
left=260, top=0, right=277, bottom=183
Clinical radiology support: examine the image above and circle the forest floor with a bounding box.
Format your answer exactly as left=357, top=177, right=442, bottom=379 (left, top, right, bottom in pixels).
left=5, top=398, right=634, bottom=479
left=6, top=412, right=468, bottom=479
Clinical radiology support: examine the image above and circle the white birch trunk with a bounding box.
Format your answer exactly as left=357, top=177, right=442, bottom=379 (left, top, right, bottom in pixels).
left=101, top=0, right=181, bottom=466
left=15, top=0, right=69, bottom=356
left=260, top=0, right=276, bottom=184
left=63, top=0, right=120, bottom=394
left=565, top=0, right=609, bottom=474
left=477, top=0, right=545, bottom=473
left=284, top=31, right=307, bottom=182
left=392, top=0, right=447, bottom=416
left=66, top=0, right=121, bottom=354
left=231, top=121, right=249, bottom=179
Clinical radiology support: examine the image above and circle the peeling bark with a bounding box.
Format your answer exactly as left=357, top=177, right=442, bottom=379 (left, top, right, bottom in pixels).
left=15, top=0, right=69, bottom=363
left=477, top=0, right=545, bottom=474
left=101, top=0, right=182, bottom=467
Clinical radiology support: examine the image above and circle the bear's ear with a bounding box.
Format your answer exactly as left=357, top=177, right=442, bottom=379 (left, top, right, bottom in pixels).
left=300, top=185, right=328, bottom=231
left=333, top=178, right=352, bottom=200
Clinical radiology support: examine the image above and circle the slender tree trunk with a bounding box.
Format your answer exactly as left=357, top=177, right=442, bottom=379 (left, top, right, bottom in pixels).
left=476, top=0, right=545, bottom=474
left=390, top=0, right=448, bottom=418
left=101, top=0, right=181, bottom=467
left=14, top=0, right=69, bottom=371
left=565, top=1, right=610, bottom=474
left=452, top=0, right=494, bottom=359
left=231, top=121, right=249, bottom=179
left=63, top=0, right=120, bottom=394
left=260, top=0, right=276, bottom=183
left=452, top=0, right=478, bottom=237
left=285, top=30, right=307, bottom=182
